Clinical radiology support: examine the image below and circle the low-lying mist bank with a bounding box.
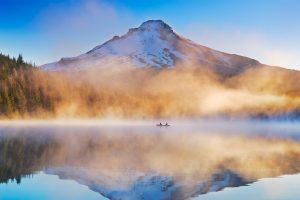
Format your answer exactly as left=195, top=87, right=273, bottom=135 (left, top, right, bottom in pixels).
left=2, top=60, right=300, bottom=119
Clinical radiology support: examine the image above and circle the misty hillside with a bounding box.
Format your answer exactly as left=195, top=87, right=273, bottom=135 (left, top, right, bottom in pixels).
left=42, top=20, right=261, bottom=76
left=0, top=54, right=55, bottom=116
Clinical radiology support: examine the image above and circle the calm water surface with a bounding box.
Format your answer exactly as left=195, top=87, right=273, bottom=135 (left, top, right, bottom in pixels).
left=0, top=173, right=107, bottom=200
left=1, top=120, right=300, bottom=200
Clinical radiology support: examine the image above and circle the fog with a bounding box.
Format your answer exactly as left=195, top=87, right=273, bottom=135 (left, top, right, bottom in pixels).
left=5, top=60, right=300, bottom=120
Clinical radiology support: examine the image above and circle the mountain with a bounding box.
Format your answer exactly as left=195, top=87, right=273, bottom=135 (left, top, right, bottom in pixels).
left=6, top=20, right=298, bottom=119
left=42, top=20, right=260, bottom=76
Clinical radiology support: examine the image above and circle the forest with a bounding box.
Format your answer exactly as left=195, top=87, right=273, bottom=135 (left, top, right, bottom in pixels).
left=0, top=54, right=54, bottom=117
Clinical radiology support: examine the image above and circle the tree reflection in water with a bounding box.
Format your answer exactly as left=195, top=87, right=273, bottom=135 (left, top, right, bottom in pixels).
left=0, top=124, right=300, bottom=199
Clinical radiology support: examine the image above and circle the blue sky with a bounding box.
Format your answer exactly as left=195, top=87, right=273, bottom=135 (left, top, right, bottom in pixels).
left=0, top=0, right=299, bottom=69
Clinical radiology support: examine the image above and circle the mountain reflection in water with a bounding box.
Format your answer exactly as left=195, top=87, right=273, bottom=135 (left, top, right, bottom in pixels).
left=1, top=121, right=300, bottom=200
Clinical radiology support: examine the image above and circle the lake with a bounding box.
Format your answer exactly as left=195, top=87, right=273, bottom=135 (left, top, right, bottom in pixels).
left=1, top=120, right=300, bottom=200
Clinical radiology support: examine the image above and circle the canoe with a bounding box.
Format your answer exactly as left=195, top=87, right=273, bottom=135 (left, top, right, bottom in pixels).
left=156, top=124, right=170, bottom=127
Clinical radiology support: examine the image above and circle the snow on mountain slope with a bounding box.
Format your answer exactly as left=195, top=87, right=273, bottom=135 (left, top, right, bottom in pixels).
left=42, top=20, right=260, bottom=76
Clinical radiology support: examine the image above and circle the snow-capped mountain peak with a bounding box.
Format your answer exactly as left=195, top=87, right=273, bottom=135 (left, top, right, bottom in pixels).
left=42, top=20, right=260, bottom=75
left=129, top=20, right=175, bottom=34
left=82, top=19, right=183, bottom=68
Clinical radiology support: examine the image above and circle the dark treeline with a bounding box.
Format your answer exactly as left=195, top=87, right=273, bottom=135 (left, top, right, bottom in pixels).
left=0, top=54, right=55, bottom=117
left=0, top=53, right=32, bottom=79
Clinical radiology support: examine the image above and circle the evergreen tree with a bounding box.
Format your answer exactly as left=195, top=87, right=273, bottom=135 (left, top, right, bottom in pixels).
left=17, top=54, right=24, bottom=66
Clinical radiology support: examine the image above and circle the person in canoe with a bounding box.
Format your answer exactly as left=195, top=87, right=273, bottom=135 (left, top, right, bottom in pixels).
left=156, top=122, right=170, bottom=126
left=157, top=122, right=163, bottom=126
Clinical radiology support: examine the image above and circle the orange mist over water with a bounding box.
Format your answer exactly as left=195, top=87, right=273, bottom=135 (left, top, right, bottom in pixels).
left=2, top=62, right=300, bottom=119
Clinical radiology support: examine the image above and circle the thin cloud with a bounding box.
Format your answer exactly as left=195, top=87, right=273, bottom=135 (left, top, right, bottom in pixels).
left=36, top=0, right=134, bottom=63
left=182, top=23, right=300, bottom=70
